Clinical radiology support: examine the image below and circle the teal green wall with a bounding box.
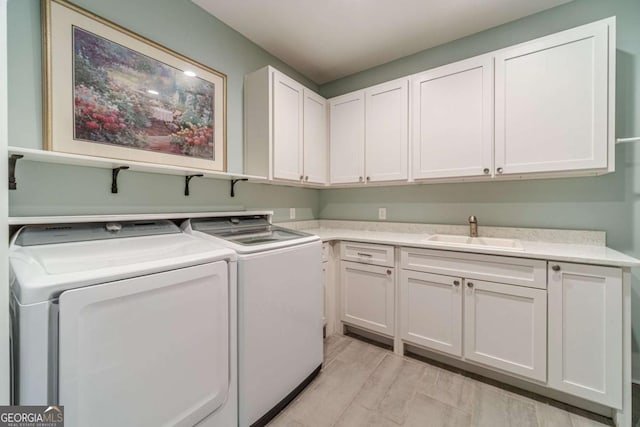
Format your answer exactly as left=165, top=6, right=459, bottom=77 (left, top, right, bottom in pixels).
left=6, top=0, right=319, bottom=221
left=319, top=0, right=640, bottom=378
left=9, top=160, right=319, bottom=221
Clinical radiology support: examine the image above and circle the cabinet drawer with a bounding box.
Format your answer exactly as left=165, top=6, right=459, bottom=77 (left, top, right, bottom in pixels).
left=400, top=247, right=546, bottom=289
left=322, top=242, right=330, bottom=262
left=341, top=241, right=395, bottom=267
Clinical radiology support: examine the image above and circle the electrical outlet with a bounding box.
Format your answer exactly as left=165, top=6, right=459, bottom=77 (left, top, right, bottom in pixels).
left=378, top=207, right=387, bottom=220
left=289, top=208, right=296, bottom=219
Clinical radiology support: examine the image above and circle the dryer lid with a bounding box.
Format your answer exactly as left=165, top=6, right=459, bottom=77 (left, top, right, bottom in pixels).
left=10, top=220, right=235, bottom=305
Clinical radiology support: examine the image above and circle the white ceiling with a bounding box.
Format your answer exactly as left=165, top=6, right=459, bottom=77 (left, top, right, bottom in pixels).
left=192, top=0, right=572, bottom=84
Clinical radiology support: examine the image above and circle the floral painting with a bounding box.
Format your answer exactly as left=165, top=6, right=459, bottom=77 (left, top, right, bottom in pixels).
left=44, top=0, right=226, bottom=171
left=73, top=27, right=215, bottom=160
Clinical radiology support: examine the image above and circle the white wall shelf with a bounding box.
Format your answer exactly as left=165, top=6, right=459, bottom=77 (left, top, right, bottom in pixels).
left=7, top=146, right=265, bottom=197
left=7, top=210, right=274, bottom=226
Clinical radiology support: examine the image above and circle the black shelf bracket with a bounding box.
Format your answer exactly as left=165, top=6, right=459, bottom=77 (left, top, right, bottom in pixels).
left=230, top=178, right=248, bottom=198
left=184, top=174, right=203, bottom=196
left=111, top=166, right=129, bottom=194
left=9, top=154, right=24, bottom=190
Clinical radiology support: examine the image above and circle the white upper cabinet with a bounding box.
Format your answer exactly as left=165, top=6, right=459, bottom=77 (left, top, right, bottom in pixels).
left=365, top=79, right=409, bottom=182
left=329, top=79, right=408, bottom=184
left=247, top=18, right=614, bottom=187
left=272, top=71, right=304, bottom=181
left=329, top=91, right=365, bottom=184
left=244, top=66, right=327, bottom=184
left=494, top=18, right=614, bottom=176
left=303, top=89, right=328, bottom=184
left=412, top=56, right=493, bottom=180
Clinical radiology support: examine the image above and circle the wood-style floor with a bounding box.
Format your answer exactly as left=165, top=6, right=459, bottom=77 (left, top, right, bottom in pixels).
left=268, top=334, right=628, bottom=427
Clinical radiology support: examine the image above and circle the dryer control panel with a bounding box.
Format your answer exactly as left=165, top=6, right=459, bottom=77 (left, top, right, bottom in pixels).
left=13, top=220, right=180, bottom=246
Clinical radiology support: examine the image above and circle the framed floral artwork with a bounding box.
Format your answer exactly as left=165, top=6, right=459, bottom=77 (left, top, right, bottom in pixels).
left=42, top=0, right=227, bottom=171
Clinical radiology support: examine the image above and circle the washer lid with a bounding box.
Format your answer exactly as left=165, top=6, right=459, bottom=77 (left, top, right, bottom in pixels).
left=188, top=217, right=319, bottom=253
left=192, top=219, right=312, bottom=246
left=10, top=221, right=235, bottom=305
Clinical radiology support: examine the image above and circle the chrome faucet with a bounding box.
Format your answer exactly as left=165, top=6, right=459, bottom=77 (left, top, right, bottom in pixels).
left=468, top=215, right=478, bottom=238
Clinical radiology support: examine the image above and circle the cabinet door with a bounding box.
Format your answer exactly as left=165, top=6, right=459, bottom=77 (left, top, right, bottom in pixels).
left=548, top=262, right=622, bottom=408
left=322, top=263, right=327, bottom=326
left=340, top=261, right=394, bottom=336
left=464, top=280, right=546, bottom=382
left=400, top=270, right=462, bottom=357
left=365, top=79, right=408, bottom=182
left=412, top=56, right=493, bottom=179
left=494, top=21, right=611, bottom=175
left=272, top=70, right=303, bottom=181
left=303, top=89, right=328, bottom=184
left=330, top=92, right=365, bottom=184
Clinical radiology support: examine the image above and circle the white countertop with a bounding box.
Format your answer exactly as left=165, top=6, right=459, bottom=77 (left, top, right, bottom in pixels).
left=300, top=227, right=640, bottom=268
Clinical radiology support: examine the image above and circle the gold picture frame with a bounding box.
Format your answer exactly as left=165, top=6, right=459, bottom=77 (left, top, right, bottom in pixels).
left=42, top=0, right=227, bottom=172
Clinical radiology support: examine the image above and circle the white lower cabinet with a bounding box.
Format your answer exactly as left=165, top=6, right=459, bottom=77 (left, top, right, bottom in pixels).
left=322, top=263, right=327, bottom=326
left=336, top=244, right=629, bottom=424
left=322, top=242, right=329, bottom=327
left=400, top=270, right=462, bottom=356
left=548, top=262, right=622, bottom=408
left=399, top=248, right=547, bottom=382
left=340, top=260, right=394, bottom=336
left=464, top=279, right=547, bottom=382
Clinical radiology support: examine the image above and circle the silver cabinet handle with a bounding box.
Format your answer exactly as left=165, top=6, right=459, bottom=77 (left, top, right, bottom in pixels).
left=305, top=176, right=309, bottom=181
left=551, top=265, right=561, bottom=272
left=483, top=168, right=490, bottom=175
left=359, top=176, right=363, bottom=182
left=366, top=176, right=371, bottom=182
left=299, top=175, right=304, bottom=180
left=467, top=282, right=474, bottom=288
left=356, top=252, right=373, bottom=257
left=453, top=280, right=460, bottom=286
left=496, top=167, right=503, bottom=174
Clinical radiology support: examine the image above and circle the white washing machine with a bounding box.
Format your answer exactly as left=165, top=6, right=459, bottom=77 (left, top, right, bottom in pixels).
left=182, top=214, right=323, bottom=427
left=9, top=220, right=238, bottom=427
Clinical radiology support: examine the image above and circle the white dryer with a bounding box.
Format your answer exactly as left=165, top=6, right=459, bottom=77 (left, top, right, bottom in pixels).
left=182, top=214, right=323, bottom=427
left=9, top=220, right=238, bottom=427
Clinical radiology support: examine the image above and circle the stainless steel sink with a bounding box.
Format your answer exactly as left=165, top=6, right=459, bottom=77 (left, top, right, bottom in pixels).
left=424, top=234, right=524, bottom=251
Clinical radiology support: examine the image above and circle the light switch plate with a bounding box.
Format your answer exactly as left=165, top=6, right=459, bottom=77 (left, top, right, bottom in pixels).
left=378, top=207, right=386, bottom=220
left=290, top=208, right=296, bottom=219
